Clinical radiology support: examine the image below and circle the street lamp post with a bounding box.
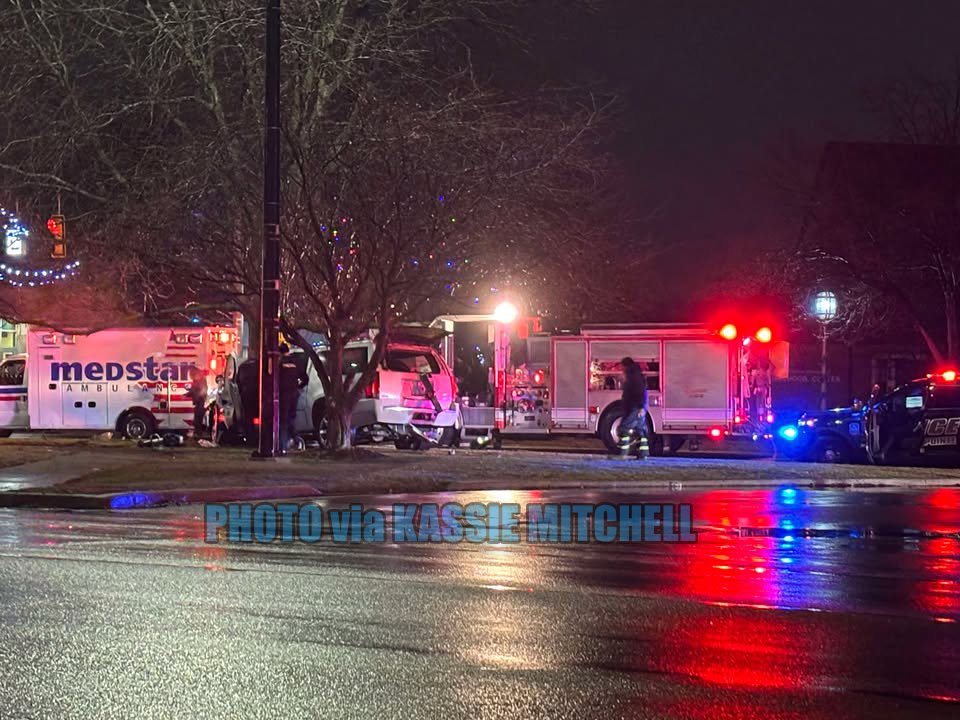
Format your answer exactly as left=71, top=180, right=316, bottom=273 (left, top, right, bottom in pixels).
left=812, top=290, right=838, bottom=411
left=257, top=0, right=282, bottom=457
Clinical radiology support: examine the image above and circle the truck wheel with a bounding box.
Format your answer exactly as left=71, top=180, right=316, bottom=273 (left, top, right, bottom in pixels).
left=312, top=400, right=329, bottom=449
left=647, top=416, right=665, bottom=456
left=810, top=436, right=849, bottom=464
left=598, top=403, right=623, bottom=452
left=119, top=409, right=156, bottom=440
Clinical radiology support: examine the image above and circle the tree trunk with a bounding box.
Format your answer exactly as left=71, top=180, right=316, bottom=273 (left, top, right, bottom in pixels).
left=325, top=398, right=353, bottom=451
left=914, top=319, right=947, bottom=367
left=324, top=336, right=354, bottom=451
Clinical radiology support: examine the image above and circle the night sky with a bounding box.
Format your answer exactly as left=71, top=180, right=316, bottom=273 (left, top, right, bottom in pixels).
left=509, top=0, right=960, bottom=312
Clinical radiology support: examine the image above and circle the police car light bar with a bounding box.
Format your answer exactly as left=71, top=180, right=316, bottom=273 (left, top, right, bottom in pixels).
left=942, top=370, right=957, bottom=382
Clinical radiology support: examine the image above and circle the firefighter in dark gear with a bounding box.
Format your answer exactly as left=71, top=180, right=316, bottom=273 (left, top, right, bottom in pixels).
left=617, top=357, right=650, bottom=459
left=278, top=344, right=309, bottom=452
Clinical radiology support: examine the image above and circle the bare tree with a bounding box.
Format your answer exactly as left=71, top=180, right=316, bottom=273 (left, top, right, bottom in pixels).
left=0, top=1, right=625, bottom=449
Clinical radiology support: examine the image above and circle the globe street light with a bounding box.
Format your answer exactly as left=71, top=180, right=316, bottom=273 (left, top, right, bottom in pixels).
left=811, top=290, right=838, bottom=410
left=813, top=290, right=838, bottom=323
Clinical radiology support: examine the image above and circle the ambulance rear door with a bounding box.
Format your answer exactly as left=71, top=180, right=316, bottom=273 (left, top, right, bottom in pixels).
left=28, top=333, right=66, bottom=428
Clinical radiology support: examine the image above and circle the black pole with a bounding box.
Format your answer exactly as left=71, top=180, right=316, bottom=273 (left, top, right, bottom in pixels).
left=257, top=0, right=281, bottom=457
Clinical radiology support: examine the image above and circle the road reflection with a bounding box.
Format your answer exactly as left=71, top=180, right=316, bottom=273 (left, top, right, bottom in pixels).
left=3, top=486, right=959, bottom=711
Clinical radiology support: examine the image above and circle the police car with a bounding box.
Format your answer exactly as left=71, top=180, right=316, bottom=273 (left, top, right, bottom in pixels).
left=777, top=371, right=960, bottom=465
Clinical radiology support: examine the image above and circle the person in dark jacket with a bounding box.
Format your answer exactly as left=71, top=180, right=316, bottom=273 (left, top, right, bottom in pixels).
left=188, top=366, right=209, bottom=440
left=617, top=357, right=649, bottom=459
left=278, top=344, right=309, bottom=451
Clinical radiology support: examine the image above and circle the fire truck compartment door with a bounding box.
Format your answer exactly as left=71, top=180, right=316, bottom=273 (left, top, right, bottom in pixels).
left=662, top=341, right=729, bottom=425
left=552, top=339, right=588, bottom=427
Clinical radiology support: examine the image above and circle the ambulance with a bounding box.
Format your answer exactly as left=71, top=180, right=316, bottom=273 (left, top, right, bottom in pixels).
left=0, top=326, right=240, bottom=438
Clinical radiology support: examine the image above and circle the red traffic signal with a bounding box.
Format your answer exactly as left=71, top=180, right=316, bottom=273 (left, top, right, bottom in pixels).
left=47, top=214, right=65, bottom=241
left=48, top=214, right=67, bottom=258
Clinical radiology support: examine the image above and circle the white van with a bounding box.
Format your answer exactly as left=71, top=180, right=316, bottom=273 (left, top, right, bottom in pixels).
left=291, top=338, right=462, bottom=447
left=0, top=326, right=239, bottom=438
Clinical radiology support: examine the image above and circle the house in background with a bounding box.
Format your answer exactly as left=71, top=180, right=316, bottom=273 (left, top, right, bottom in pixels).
left=0, top=320, right=26, bottom=359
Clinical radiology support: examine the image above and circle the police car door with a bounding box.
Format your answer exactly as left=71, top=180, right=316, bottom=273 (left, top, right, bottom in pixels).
left=877, top=383, right=927, bottom=460
left=922, top=384, right=960, bottom=457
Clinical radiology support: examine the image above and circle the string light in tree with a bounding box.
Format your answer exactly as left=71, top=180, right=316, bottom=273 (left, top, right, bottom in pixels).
left=0, top=260, right=80, bottom=287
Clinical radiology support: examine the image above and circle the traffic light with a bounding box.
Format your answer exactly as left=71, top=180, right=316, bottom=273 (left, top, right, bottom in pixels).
left=47, top=214, right=66, bottom=258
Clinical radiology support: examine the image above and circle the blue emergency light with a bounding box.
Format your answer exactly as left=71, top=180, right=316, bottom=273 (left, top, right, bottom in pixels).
left=778, top=425, right=799, bottom=441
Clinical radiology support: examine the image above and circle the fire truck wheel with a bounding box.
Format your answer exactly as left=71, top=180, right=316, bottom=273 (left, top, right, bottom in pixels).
left=664, top=435, right=686, bottom=455
left=598, top=404, right=624, bottom=453
left=118, top=409, right=157, bottom=440
left=810, top=436, right=849, bottom=464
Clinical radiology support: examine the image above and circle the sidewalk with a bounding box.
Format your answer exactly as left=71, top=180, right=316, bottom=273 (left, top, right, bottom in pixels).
left=0, top=451, right=143, bottom=492
left=1, top=440, right=960, bottom=509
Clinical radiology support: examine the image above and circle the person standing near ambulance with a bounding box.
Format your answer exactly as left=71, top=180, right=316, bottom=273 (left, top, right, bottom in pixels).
left=617, top=357, right=650, bottom=459
left=188, top=366, right=209, bottom=439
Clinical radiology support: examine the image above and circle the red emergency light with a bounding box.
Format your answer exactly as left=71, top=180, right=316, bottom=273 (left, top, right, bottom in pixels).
left=754, top=326, right=773, bottom=344
left=719, top=323, right=738, bottom=341
left=708, top=427, right=723, bottom=439
left=533, top=369, right=545, bottom=385
left=940, top=370, right=957, bottom=382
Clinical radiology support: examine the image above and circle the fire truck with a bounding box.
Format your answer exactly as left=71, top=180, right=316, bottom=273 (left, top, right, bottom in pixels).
left=0, top=325, right=240, bottom=439
left=456, top=320, right=789, bottom=453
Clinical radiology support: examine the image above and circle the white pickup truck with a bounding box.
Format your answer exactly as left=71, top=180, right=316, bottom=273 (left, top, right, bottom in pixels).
left=284, top=337, right=463, bottom=447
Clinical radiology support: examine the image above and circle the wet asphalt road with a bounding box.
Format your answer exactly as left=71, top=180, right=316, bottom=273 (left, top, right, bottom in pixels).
left=1, top=486, right=959, bottom=719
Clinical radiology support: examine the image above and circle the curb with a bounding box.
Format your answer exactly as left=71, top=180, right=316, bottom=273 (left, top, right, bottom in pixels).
left=0, top=483, right=321, bottom=510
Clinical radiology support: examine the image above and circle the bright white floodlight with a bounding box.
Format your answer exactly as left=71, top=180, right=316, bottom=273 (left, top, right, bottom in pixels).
left=493, top=301, right=519, bottom=324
